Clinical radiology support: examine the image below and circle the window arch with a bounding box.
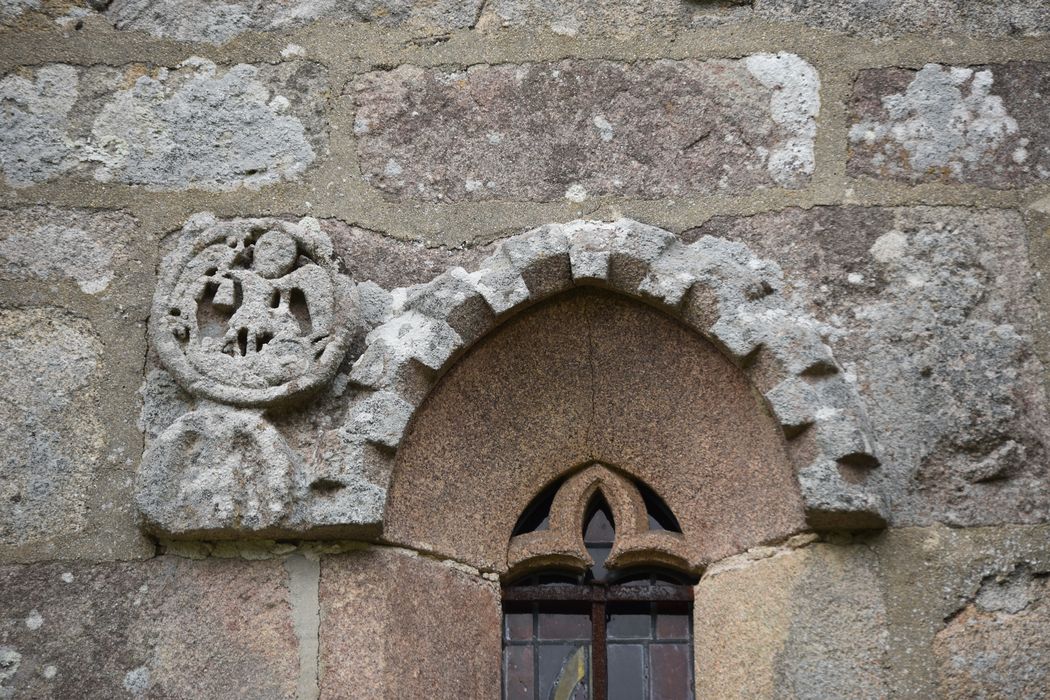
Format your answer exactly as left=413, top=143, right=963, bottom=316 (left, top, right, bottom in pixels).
left=502, top=464, right=699, bottom=700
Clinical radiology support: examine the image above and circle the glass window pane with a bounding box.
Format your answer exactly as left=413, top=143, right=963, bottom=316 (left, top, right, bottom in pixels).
left=608, top=644, right=647, bottom=700
left=584, top=507, right=615, bottom=543
left=503, top=645, right=534, bottom=700
left=505, top=612, right=533, bottom=641
left=537, top=611, right=590, bottom=641
left=651, top=644, right=693, bottom=700
left=608, top=603, right=651, bottom=639
left=655, top=613, right=690, bottom=640
left=587, top=545, right=611, bottom=581
left=538, top=645, right=590, bottom=700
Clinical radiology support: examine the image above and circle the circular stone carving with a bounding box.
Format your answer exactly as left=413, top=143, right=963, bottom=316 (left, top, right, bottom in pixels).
left=152, top=218, right=354, bottom=406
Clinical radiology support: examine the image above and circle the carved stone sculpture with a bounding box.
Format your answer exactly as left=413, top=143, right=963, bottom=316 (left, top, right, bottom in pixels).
left=151, top=216, right=354, bottom=407
left=138, top=216, right=356, bottom=536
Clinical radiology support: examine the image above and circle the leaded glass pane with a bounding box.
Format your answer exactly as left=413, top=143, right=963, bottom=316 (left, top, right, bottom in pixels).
left=538, top=645, right=591, bottom=700
left=608, top=644, right=646, bottom=700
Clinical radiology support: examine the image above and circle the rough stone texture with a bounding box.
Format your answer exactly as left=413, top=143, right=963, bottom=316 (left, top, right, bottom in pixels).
left=690, top=207, right=1050, bottom=527
left=105, top=0, right=485, bottom=43
left=848, top=63, right=1050, bottom=187
left=322, top=221, right=494, bottom=291
left=0, top=207, right=137, bottom=295
left=479, top=0, right=751, bottom=37
left=480, top=0, right=1050, bottom=38
left=875, top=524, right=1050, bottom=697
left=934, top=565, right=1050, bottom=698
left=352, top=55, right=820, bottom=202
left=149, top=216, right=354, bottom=407
left=0, top=310, right=103, bottom=549
left=0, top=59, right=328, bottom=190
left=12, top=0, right=1050, bottom=39
left=359, top=220, right=884, bottom=537
left=694, top=542, right=889, bottom=699
left=0, top=204, right=154, bottom=563
left=0, top=0, right=85, bottom=30
left=386, top=289, right=807, bottom=572
left=0, top=557, right=299, bottom=698
left=753, top=0, right=1050, bottom=38
left=319, top=547, right=500, bottom=699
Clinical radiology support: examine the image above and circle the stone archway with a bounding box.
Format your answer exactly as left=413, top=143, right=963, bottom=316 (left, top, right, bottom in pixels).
left=383, top=288, right=806, bottom=572
left=138, top=218, right=885, bottom=541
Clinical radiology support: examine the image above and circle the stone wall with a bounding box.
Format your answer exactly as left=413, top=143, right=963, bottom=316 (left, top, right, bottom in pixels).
left=1, top=1, right=1049, bottom=698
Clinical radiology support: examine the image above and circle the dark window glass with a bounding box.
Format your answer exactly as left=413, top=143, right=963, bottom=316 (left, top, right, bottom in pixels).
left=503, top=485, right=695, bottom=699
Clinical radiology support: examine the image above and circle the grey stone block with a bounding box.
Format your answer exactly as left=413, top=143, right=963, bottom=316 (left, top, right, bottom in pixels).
left=0, top=60, right=327, bottom=190
left=848, top=63, right=1050, bottom=187
left=691, top=206, right=1050, bottom=527
left=351, top=56, right=820, bottom=202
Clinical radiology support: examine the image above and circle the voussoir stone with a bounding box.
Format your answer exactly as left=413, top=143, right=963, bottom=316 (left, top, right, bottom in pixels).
left=848, top=62, right=1050, bottom=186
left=0, top=59, right=327, bottom=190
left=352, top=54, right=820, bottom=202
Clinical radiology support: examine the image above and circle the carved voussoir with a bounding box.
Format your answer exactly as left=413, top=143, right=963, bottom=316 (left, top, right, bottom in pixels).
left=345, top=391, right=415, bottom=450
left=605, top=220, right=678, bottom=293
left=766, top=376, right=819, bottom=434
left=797, top=459, right=887, bottom=529
left=405, top=268, right=496, bottom=346
left=499, top=224, right=573, bottom=298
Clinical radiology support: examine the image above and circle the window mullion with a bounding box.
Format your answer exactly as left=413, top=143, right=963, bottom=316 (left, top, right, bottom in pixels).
left=591, top=594, right=607, bottom=700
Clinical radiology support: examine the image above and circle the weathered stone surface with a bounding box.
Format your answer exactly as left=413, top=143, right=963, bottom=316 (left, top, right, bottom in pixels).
left=0, top=207, right=137, bottom=295
left=934, top=565, right=1050, bottom=697
left=875, top=524, right=1050, bottom=697
left=137, top=405, right=305, bottom=536
left=150, top=216, right=354, bottom=407
left=478, top=0, right=1050, bottom=38
left=386, top=289, right=806, bottom=572
left=365, top=220, right=883, bottom=535
left=321, top=220, right=493, bottom=290
left=138, top=218, right=880, bottom=540
left=0, top=59, right=327, bottom=190
left=105, top=0, right=484, bottom=43
left=0, top=557, right=299, bottom=698
left=319, top=547, right=500, bottom=699
left=691, top=207, right=1050, bottom=527
left=848, top=63, right=1050, bottom=186
left=0, top=0, right=85, bottom=30
left=479, top=0, right=750, bottom=37
left=694, top=542, right=889, bottom=699
left=753, top=0, right=1050, bottom=38
left=0, top=310, right=102, bottom=549
left=352, top=55, right=820, bottom=202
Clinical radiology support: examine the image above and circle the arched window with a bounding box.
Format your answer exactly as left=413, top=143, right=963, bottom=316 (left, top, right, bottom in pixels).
left=502, top=465, right=698, bottom=699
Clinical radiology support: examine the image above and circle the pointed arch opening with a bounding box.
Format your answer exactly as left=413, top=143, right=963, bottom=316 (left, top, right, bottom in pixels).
left=502, top=466, right=698, bottom=700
